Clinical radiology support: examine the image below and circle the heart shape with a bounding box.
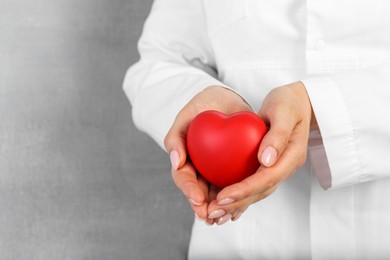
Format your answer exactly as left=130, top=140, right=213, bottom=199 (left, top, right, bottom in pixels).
left=187, top=110, right=268, bottom=189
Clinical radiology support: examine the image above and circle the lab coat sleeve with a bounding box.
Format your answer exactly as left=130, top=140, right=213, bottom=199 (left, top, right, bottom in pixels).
left=123, top=0, right=228, bottom=149
left=302, top=64, right=390, bottom=190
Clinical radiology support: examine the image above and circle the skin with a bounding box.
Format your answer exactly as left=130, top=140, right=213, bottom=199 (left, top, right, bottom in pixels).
left=164, top=82, right=314, bottom=225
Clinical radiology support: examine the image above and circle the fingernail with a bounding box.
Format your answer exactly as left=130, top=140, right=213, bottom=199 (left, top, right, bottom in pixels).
left=205, top=219, right=214, bottom=226
left=195, top=213, right=206, bottom=222
left=188, top=198, right=203, bottom=206
left=217, top=213, right=232, bottom=225
left=232, top=211, right=243, bottom=222
left=208, top=209, right=225, bottom=219
left=261, top=146, right=277, bottom=167
left=169, top=150, right=180, bottom=170
left=218, top=198, right=235, bottom=206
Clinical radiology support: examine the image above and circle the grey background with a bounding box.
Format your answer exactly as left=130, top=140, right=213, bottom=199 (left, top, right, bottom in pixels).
left=0, top=0, right=193, bottom=259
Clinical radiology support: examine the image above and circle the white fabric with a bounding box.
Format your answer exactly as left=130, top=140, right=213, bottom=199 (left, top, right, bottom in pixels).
left=123, top=0, right=390, bottom=259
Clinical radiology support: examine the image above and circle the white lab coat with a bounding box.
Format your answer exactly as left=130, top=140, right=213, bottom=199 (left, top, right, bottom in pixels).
left=123, top=0, right=390, bottom=259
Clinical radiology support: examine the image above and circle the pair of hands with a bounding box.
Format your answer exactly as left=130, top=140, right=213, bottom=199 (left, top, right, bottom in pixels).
left=164, top=82, right=313, bottom=225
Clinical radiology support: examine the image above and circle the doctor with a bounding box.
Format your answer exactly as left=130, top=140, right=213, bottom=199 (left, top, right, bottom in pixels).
left=124, top=0, right=390, bottom=259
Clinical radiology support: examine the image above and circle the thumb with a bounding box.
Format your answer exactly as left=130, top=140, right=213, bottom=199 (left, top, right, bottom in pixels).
left=164, top=111, right=194, bottom=170
left=257, top=112, right=296, bottom=168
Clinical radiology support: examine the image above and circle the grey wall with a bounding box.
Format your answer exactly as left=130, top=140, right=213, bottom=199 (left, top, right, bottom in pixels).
left=0, top=1, right=192, bottom=259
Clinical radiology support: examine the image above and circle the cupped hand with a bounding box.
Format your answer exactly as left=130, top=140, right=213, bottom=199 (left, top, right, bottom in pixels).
left=164, top=85, right=252, bottom=223
left=207, top=81, right=314, bottom=225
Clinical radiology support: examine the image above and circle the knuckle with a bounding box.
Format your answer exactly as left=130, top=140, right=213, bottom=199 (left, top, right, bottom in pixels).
left=236, top=181, right=253, bottom=199
left=266, top=180, right=276, bottom=190
left=272, top=129, right=290, bottom=150
left=254, top=192, right=268, bottom=202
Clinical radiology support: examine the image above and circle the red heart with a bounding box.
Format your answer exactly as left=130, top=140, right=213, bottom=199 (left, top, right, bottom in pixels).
left=187, top=110, right=268, bottom=189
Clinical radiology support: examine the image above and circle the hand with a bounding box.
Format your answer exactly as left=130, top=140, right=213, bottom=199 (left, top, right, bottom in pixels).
left=207, top=81, right=314, bottom=224
left=164, top=85, right=252, bottom=224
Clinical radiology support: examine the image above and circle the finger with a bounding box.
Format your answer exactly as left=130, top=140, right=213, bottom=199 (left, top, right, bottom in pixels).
left=231, top=207, right=248, bottom=222
left=213, top=207, right=246, bottom=225
left=197, top=174, right=210, bottom=200
left=172, top=162, right=206, bottom=207
left=216, top=124, right=310, bottom=205
left=209, top=182, right=277, bottom=215
left=212, top=185, right=278, bottom=219
left=193, top=203, right=209, bottom=223
left=213, top=213, right=233, bottom=225
left=258, top=82, right=312, bottom=168
left=193, top=174, right=211, bottom=220
left=257, top=107, right=297, bottom=168
left=164, top=109, right=197, bottom=170
left=207, top=198, right=231, bottom=225
left=204, top=184, right=220, bottom=225
left=207, top=189, right=247, bottom=226
left=216, top=149, right=297, bottom=204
